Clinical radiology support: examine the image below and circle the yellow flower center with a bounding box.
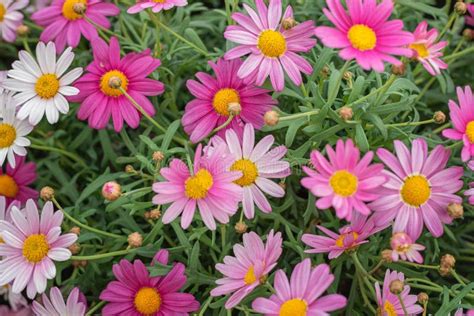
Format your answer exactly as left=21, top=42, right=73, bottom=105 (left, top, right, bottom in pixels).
left=383, top=300, right=397, bottom=316
left=0, top=175, right=19, bottom=198
left=279, top=299, right=308, bottom=316
left=400, top=175, right=431, bottom=207
left=465, top=121, right=474, bottom=143
left=244, top=265, right=257, bottom=285
left=0, top=123, right=16, bottom=148
left=100, top=70, right=129, bottom=97
left=0, top=4, right=6, bottom=22
left=22, top=234, right=49, bottom=263
left=329, top=170, right=358, bottom=197
left=0, top=234, right=4, bottom=244
left=231, top=159, right=258, bottom=187
left=152, top=0, right=166, bottom=2
left=258, top=30, right=287, bottom=58
left=35, top=74, right=60, bottom=99
left=134, top=287, right=161, bottom=315
left=212, top=88, right=240, bottom=116
left=184, top=169, right=214, bottom=199
left=335, top=232, right=359, bottom=247
left=410, top=43, right=429, bottom=58
left=62, top=0, right=87, bottom=20
left=347, top=24, right=377, bottom=51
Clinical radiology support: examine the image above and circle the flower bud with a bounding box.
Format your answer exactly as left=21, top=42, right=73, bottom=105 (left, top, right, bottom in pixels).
left=439, top=265, right=451, bottom=277
left=108, top=76, right=122, bottom=89
left=72, top=260, right=87, bottom=268
left=440, top=254, right=456, bottom=269
left=455, top=2, right=467, bottom=15
left=146, top=209, right=162, bottom=220
left=447, top=203, right=463, bottom=219
left=381, top=249, right=393, bottom=263
left=389, top=280, right=404, bottom=295
left=339, top=106, right=353, bottom=121
left=16, top=25, right=29, bottom=36
left=264, top=110, right=279, bottom=126
left=127, top=232, right=143, bottom=248
left=391, top=63, right=406, bottom=76
left=70, top=226, right=81, bottom=235
left=125, top=165, right=135, bottom=173
left=418, top=292, right=429, bottom=304
left=40, top=186, right=55, bottom=201
left=282, top=17, right=297, bottom=30
left=152, top=151, right=165, bottom=162
left=320, top=65, right=330, bottom=79
left=433, top=111, right=446, bottom=124
left=463, top=29, right=474, bottom=41
left=278, top=182, right=286, bottom=191
left=68, top=243, right=81, bottom=255
left=73, top=2, right=87, bottom=15
left=234, top=221, right=248, bottom=234
left=390, top=232, right=412, bottom=251
left=342, top=71, right=353, bottom=81
left=102, top=181, right=121, bottom=201
left=228, top=102, right=241, bottom=116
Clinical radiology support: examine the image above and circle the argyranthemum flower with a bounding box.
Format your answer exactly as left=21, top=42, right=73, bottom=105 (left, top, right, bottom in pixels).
left=370, top=138, right=463, bottom=240
left=31, top=0, right=119, bottom=53
left=252, top=258, right=347, bottom=315
left=0, top=0, right=28, bottom=43
left=0, top=305, right=31, bottom=316
left=0, top=199, right=77, bottom=298
left=442, top=86, right=474, bottom=161
left=153, top=143, right=242, bottom=230
left=182, top=58, right=277, bottom=143
left=210, top=230, right=282, bottom=309
left=2, top=42, right=83, bottom=125
left=410, top=21, right=448, bottom=76
left=314, top=0, right=414, bottom=72
left=301, top=139, right=387, bottom=221
left=32, top=287, right=87, bottom=316
left=0, top=71, right=7, bottom=94
left=100, top=249, right=200, bottom=315
left=69, top=37, right=164, bottom=132
left=0, top=156, right=38, bottom=207
left=224, top=0, right=316, bottom=91
left=0, top=93, right=33, bottom=168
left=467, top=4, right=474, bottom=27
left=0, top=284, right=28, bottom=312
left=127, top=0, right=187, bottom=14
left=375, top=270, right=423, bottom=316
left=389, top=232, right=425, bottom=264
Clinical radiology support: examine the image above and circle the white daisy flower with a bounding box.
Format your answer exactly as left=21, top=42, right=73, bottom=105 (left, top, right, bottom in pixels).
left=2, top=42, right=83, bottom=125
left=0, top=0, right=28, bottom=43
left=0, top=71, right=7, bottom=94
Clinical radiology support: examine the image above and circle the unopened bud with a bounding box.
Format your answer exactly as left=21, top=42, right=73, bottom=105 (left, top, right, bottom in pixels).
left=73, top=2, right=87, bottom=15
left=381, top=249, right=393, bottom=263
left=391, top=63, right=406, bottom=76
left=16, top=25, right=29, bottom=36
left=72, top=260, right=88, bottom=268
left=228, top=102, right=241, bottom=116
left=342, top=71, right=353, bottom=81
left=127, top=232, right=143, bottom=248
left=433, top=111, right=446, bottom=124
left=320, top=65, right=330, bottom=79
left=463, top=29, right=474, bottom=41
left=339, top=106, right=353, bottom=121
left=68, top=243, right=81, bottom=255
left=278, top=182, right=286, bottom=191
left=264, top=110, right=279, bottom=126
left=282, top=17, right=297, bottom=30
left=152, top=151, right=165, bottom=162
left=40, top=186, right=55, bottom=201
left=70, top=226, right=81, bottom=235
left=389, top=279, right=404, bottom=294
left=447, top=203, right=463, bottom=219
left=108, top=76, right=122, bottom=89
left=439, top=265, right=451, bottom=276
left=234, top=221, right=248, bottom=234
left=125, top=165, right=135, bottom=173
left=455, top=2, right=467, bottom=15
left=440, top=254, right=456, bottom=269
left=146, top=209, right=162, bottom=220
left=418, top=292, right=429, bottom=304
left=102, top=181, right=121, bottom=201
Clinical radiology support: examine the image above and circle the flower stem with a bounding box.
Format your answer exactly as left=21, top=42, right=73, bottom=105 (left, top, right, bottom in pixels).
left=279, top=109, right=320, bottom=122
left=211, top=114, right=235, bottom=134
left=71, top=249, right=135, bottom=261
left=444, top=46, right=474, bottom=63
left=397, top=293, right=409, bottom=316
left=29, top=142, right=87, bottom=168
left=368, top=259, right=385, bottom=275
left=396, top=260, right=440, bottom=270
left=345, top=74, right=396, bottom=108
left=437, top=12, right=457, bottom=41
left=85, top=301, right=106, bottom=316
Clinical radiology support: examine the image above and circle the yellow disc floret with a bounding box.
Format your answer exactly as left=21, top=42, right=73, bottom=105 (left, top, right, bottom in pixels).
left=465, top=121, right=474, bottom=143
left=0, top=123, right=16, bottom=148
left=231, top=159, right=259, bottom=187
left=100, top=70, right=129, bottom=97
left=35, top=74, right=60, bottom=99
left=212, top=88, right=240, bottom=116
left=184, top=169, right=214, bottom=199
left=335, top=232, right=359, bottom=248
left=383, top=300, right=397, bottom=316
left=134, top=287, right=162, bottom=315
left=0, top=4, right=6, bottom=22
left=279, top=299, right=308, bottom=316
left=0, top=175, right=19, bottom=198
left=409, top=43, right=429, bottom=59
left=347, top=24, right=377, bottom=51
left=258, top=30, right=287, bottom=58
left=22, top=234, right=49, bottom=263
left=62, top=0, right=88, bottom=20
left=400, top=175, right=431, bottom=207
left=329, top=170, right=358, bottom=197
left=244, top=265, right=257, bottom=285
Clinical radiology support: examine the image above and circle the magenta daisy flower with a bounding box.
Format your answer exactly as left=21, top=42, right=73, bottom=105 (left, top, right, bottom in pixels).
left=442, top=86, right=474, bottom=161
left=389, top=232, right=425, bottom=264
left=0, top=156, right=38, bottom=207
left=224, top=0, right=316, bottom=91
left=31, top=0, right=120, bottom=53
left=210, top=230, right=282, bottom=309
left=0, top=199, right=77, bottom=299
left=127, top=0, right=187, bottom=14
left=465, top=162, right=474, bottom=205
left=314, top=0, right=414, bottom=72
left=375, top=270, right=423, bottom=316
left=182, top=58, right=276, bottom=143
left=32, top=287, right=87, bottom=316
left=252, top=258, right=347, bottom=315
left=301, top=139, right=387, bottom=221
left=69, top=37, right=164, bottom=132
left=467, top=4, right=474, bottom=27
left=0, top=0, right=28, bottom=43
left=152, top=144, right=242, bottom=230
left=370, top=138, right=463, bottom=240
left=100, top=249, right=200, bottom=315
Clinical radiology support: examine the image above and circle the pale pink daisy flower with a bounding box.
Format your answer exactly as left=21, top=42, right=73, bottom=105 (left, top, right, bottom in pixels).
left=210, top=230, right=282, bottom=309
left=370, top=138, right=463, bottom=240
left=442, top=86, right=474, bottom=162
left=252, top=258, right=347, bottom=315
left=31, top=0, right=120, bottom=53
left=182, top=58, right=276, bottom=143
left=0, top=305, right=32, bottom=316
left=465, top=162, right=474, bottom=204
left=127, top=0, right=187, bottom=14
left=0, top=0, right=28, bottom=43
left=32, top=287, right=87, bottom=316
left=390, top=232, right=425, bottom=264
left=224, top=0, right=316, bottom=91
left=0, top=71, right=7, bottom=94
left=301, top=139, right=387, bottom=221
left=0, top=156, right=38, bottom=207
left=375, top=269, right=423, bottom=316
left=0, top=283, right=28, bottom=312
left=314, top=0, right=414, bottom=72
left=152, top=144, right=243, bottom=230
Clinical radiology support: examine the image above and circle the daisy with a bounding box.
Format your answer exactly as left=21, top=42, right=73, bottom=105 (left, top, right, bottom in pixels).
left=467, top=4, right=474, bottom=27
left=31, top=0, right=120, bottom=53
left=389, top=232, right=425, bottom=264
left=2, top=42, right=83, bottom=125
left=442, top=86, right=474, bottom=162
left=32, top=287, right=87, bottom=316
left=69, top=37, right=165, bottom=132
left=0, top=305, right=32, bottom=316
left=465, top=162, right=474, bottom=204
left=0, top=93, right=33, bottom=168
left=210, top=230, right=282, bottom=309
left=301, top=138, right=387, bottom=221
left=0, top=284, right=28, bottom=312
left=252, top=258, right=347, bottom=315
left=127, top=0, right=188, bottom=14
left=0, top=0, right=28, bottom=43
left=375, top=269, right=423, bottom=316
left=100, top=249, right=200, bottom=315
left=0, top=156, right=38, bottom=207
left=370, top=138, right=463, bottom=240
left=224, top=0, right=317, bottom=91
left=0, top=199, right=78, bottom=298
left=314, top=0, right=414, bottom=72
left=182, top=58, right=277, bottom=143
left=0, top=71, right=7, bottom=95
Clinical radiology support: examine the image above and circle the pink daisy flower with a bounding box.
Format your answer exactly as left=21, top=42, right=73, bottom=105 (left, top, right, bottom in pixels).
left=69, top=37, right=164, bottom=132
left=152, top=144, right=242, bottom=230
left=0, top=305, right=32, bottom=316
left=467, top=4, right=474, bottom=27
left=375, top=269, right=423, bottom=316
left=127, top=0, right=187, bottom=14
left=410, top=21, right=448, bottom=76
left=0, top=156, right=38, bottom=207
left=32, top=287, right=87, bottom=316
left=0, top=196, right=19, bottom=223
left=314, top=0, right=414, bottom=72
left=389, top=232, right=425, bottom=264
left=252, top=258, right=347, bottom=315
left=100, top=249, right=200, bottom=315
left=370, top=138, right=463, bottom=240
left=224, top=0, right=317, bottom=91
left=301, top=139, right=387, bottom=221
left=0, top=0, right=28, bottom=43
left=182, top=58, right=276, bottom=143
left=442, top=86, right=474, bottom=162
left=0, top=199, right=77, bottom=299
left=465, top=162, right=474, bottom=204
left=31, top=0, right=120, bottom=53
left=210, top=230, right=282, bottom=309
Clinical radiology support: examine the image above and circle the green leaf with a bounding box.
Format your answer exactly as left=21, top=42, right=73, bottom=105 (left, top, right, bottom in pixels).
left=355, top=124, right=369, bottom=151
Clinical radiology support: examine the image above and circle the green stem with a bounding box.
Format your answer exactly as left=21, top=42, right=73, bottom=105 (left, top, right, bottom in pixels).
left=71, top=249, right=134, bottom=261
left=351, top=253, right=379, bottom=283
left=29, top=143, right=87, bottom=168
left=279, top=109, right=320, bottom=122
left=225, top=0, right=233, bottom=25
left=437, top=12, right=457, bottom=41
left=397, top=293, right=409, bottom=316
left=386, top=119, right=435, bottom=128
left=374, top=74, right=397, bottom=105
left=444, top=46, right=474, bottom=63
left=451, top=269, right=467, bottom=286
left=326, top=60, right=351, bottom=107
left=369, top=260, right=385, bottom=275
left=211, top=114, right=235, bottom=134
left=85, top=301, right=106, bottom=316
left=345, top=74, right=396, bottom=108
left=396, top=261, right=440, bottom=270
left=414, top=77, right=436, bottom=104
left=84, top=15, right=127, bottom=42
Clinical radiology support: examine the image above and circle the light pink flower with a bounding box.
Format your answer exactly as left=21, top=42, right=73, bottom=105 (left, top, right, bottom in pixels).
left=301, top=139, right=387, bottom=221
left=465, top=163, right=474, bottom=205
left=32, top=287, right=87, bottom=316
left=314, top=0, right=414, bottom=72
left=0, top=156, right=38, bottom=208
left=370, top=138, right=463, bottom=240
left=252, top=258, right=347, bottom=315
left=210, top=230, right=282, bottom=309
left=224, top=0, right=316, bottom=91
left=0, top=305, right=32, bottom=316
left=390, top=232, right=425, bottom=263
left=0, top=0, right=28, bottom=43
left=127, top=0, right=187, bottom=14
left=442, top=86, right=474, bottom=162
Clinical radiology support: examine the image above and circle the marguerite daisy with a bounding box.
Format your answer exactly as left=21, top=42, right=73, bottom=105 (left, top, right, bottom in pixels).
left=0, top=0, right=28, bottom=43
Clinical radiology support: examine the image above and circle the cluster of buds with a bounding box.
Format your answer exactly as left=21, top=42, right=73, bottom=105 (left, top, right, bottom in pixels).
left=439, top=254, right=456, bottom=276
left=152, top=151, right=165, bottom=163
left=127, top=232, right=143, bottom=248
left=234, top=221, right=248, bottom=234
left=144, top=209, right=162, bottom=220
